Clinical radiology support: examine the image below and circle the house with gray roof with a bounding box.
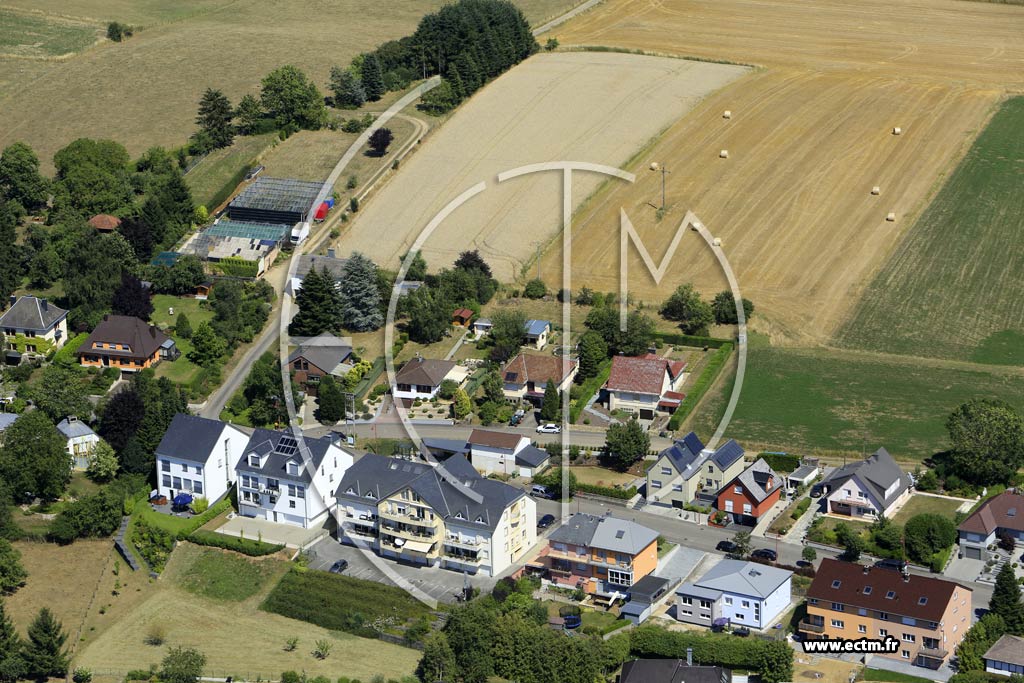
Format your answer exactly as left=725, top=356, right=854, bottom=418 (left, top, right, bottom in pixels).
left=236, top=428, right=353, bottom=527
left=523, top=319, right=551, bottom=349
left=820, top=447, right=912, bottom=518
left=393, top=356, right=459, bottom=401
left=467, top=428, right=551, bottom=478
left=155, top=414, right=250, bottom=504
left=334, top=453, right=536, bottom=576
left=646, top=433, right=747, bottom=508
left=984, top=634, right=1024, bottom=677
left=716, top=457, right=783, bottom=526
left=0, top=295, right=69, bottom=354
left=287, top=333, right=354, bottom=396
left=0, top=413, right=19, bottom=446
left=56, top=417, right=100, bottom=470
left=543, top=513, right=660, bottom=595
left=676, top=559, right=792, bottom=629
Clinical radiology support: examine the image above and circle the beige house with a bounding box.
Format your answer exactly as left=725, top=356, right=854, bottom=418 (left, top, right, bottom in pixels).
left=605, top=354, right=687, bottom=420
left=0, top=296, right=69, bottom=354
left=502, top=352, right=577, bottom=404
left=646, top=432, right=746, bottom=508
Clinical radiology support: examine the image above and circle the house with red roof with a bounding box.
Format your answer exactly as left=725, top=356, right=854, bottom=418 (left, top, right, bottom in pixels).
left=958, top=491, right=1024, bottom=560
left=716, top=458, right=783, bottom=526
left=502, top=352, right=577, bottom=404
left=605, top=354, right=687, bottom=420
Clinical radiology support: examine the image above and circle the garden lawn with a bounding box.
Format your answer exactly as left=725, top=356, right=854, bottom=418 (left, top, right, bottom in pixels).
left=151, top=294, right=215, bottom=385
left=890, top=494, right=966, bottom=526
left=171, top=544, right=288, bottom=602
left=862, top=669, right=937, bottom=683
left=568, top=467, right=638, bottom=488
left=184, top=133, right=278, bottom=209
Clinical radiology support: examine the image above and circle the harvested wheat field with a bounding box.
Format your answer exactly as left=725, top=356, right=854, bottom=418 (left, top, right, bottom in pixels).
left=0, top=0, right=580, bottom=171
left=336, top=51, right=748, bottom=278
left=536, top=0, right=1024, bottom=345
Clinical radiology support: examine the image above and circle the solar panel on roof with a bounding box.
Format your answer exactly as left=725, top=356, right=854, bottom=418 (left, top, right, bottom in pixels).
left=276, top=435, right=298, bottom=456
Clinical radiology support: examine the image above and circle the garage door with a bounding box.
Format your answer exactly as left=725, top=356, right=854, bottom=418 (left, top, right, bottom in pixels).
left=282, top=514, right=305, bottom=527
left=965, top=546, right=982, bottom=560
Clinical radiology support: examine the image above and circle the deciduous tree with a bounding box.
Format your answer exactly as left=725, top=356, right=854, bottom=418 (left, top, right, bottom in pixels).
left=452, top=388, right=472, bottom=420
left=187, top=322, right=226, bottom=368
left=661, top=283, right=714, bottom=335
left=712, top=290, right=754, bottom=325
left=34, top=365, right=91, bottom=422
left=604, top=418, right=649, bottom=471
left=0, top=143, right=48, bottom=212
left=489, top=308, right=526, bottom=363
left=0, top=411, right=72, bottom=503
left=159, top=646, right=206, bottom=683
left=368, top=127, right=394, bottom=157
left=404, top=287, right=449, bottom=344
left=85, top=441, right=119, bottom=484
left=260, top=65, right=326, bottom=131
left=316, top=376, right=346, bottom=424
left=946, top=399, right=1024, bottom=486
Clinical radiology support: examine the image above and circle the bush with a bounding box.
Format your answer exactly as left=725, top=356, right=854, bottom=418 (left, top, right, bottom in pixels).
left=281, top=672, right=301, bottom=683
left=630, top=626, right=792, bottom=683
left=791, top=498, right=812, bottom=519
left=523, top=278, right=547, bottom=299
left=190, top=497, right=209, bottom=514
left=144, top=624, right=166, bottom=646
left=760, top=453, right=800, bottom=473
left=187, top=530, right=283, bottom=556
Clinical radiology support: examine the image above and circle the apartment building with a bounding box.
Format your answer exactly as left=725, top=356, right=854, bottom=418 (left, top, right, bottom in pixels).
left=154, top=414, right=249, bottom=503
left=542, top=513, right=659, bottom=595
left=799, top=559, right=972, bottom=670
left=236, top=429, right=353, bottom=528
left=334, top=453, right=536, bottom=577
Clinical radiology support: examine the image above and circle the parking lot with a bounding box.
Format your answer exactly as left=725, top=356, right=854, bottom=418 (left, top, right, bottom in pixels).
left=305, top=534, right=500, bottom=604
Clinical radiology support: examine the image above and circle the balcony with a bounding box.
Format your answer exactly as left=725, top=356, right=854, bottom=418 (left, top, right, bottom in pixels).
left=546, top=547, right=589, bottom=563
left=381, top=523, right=439, bottom=541
left=342, top=523, right=378, bottom=538
left=798, top=620, right=826, bottom=634
left=916, top=645, right=948, bottom=660
left=445, top=535, right=481, bottom=549
left=443, top=551, right=482, bottom=565
left=379, top=508, right=439, bottom=528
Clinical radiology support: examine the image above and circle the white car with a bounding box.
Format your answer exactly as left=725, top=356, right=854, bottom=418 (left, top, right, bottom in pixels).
left=536, top=423, right=562, bottom=434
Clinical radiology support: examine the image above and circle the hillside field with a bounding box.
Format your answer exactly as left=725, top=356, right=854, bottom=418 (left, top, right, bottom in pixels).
left=837, top=96, right=1024, bottom=364
left=0, top=0, right=583, bottom=172
left=335, top=51, right=748, bottom=277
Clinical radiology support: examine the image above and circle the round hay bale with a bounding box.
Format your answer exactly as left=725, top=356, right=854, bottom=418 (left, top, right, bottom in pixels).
left=713, top=237, right=722, bottom=246
left=871, top=186, right=881, bottom=196
left=719, top=150, right=729, bottom=158
left=886, top=212, right=896, bottom=222
left=723, top=110, right=732, bottom=119
left=893, top=127, right=902, bottom=135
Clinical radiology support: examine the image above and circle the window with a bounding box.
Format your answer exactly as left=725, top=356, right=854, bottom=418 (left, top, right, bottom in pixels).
left=193, top=481, right=203, bottom=495
left=879, top=628, right=888, bottom=637
left=289, top=500, right=296, bottom=508
left=863, top=586, right=872, bottom=595
left=725, top=500, right=734, bottom=512
left=902, top=634, right=915, bottom=643
left=673, top=484, right=683, bottom=492
left=161, top=460, right=170, bottom=472
left=831, top=619, right=844, bottom=628
left=742, top=600, right=750, bottom=608
left=181, top=464, right=188, bottom=473
left=742, top=503, right=752, bottom=514
left=724, top=597, right=733, bottom=605
left=651, top=480, right=662, bottom=489
left=172, top=477, right=182, bottom=489
left=681, top=597, right=693, bottom=605
left=249, top=455, right=260, bottom=467
left=195, top=466, right=202, bottom=475
left=858, top=608, right=867, bottom=616
left=608, top=569, right=632, bottom=586
left=831, top=580, right=842, bottom=589
left=831, top=603, right=844, bottom=612
left=858, top=624, right=867, bottom=634
left=708, top=465, right=713, bottom=472
left=880, top=612, right=889, bottom=621
left=287, top=462, right=299, bottom=476
left=661, top=467, right=672, bottom=475
left=162, top=475, right=171, bottom=487
left=288, top=485, right=297, bottom=497
left=699, top=600, right=712, bottom=609
left=885, top=591, right=896, bottom=600
left=734, top=486, right=742, bottom=494
left=901, top=650, right=910, bottom=660
left=918, top=597, right=928, bottom=606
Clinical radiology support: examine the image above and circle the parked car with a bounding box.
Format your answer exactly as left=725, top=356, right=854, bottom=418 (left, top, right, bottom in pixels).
left=329, top=559, right=349, bottom=573
left=874, top=558, right=908, bottom=573
left=716, top=540, right=738, bottom=553
left=732, top=627, right=751, bottom=637
left=796, top=560, right=814, bottom=569
left=531, top=484, right=554, bottom=499
left=809, top=485, right=824, bottom=498
left=536, top=423, right=561, bottom=434
left=510, top=410, right=525, bottom=427
left=751, top=548, right=777, bottom=562
left=537, top=514, right=556, bottom=530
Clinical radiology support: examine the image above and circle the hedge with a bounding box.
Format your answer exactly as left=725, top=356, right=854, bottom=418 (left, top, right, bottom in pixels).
left=188, top=530, right=284, bottom=556
left=213, top=257, right=259, bottom=278
left=569, top=358, right=612, bottom=424
left=52, top=333, right=88, bottom=366
left=652, top=332, right=731, bottom=349
left=576, top=482, right=637, bottom=500
left=630, top=626, right=793, bottom=683
left=668, top=342, right=733, bottom=430
left=173, top=498, right=233, bottom=540
left=791, top=498, right=812, bottom=519
left=761, top=452, right=800, bottom=473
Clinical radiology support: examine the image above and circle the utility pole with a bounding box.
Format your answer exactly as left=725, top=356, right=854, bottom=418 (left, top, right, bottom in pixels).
left=649, top=162, right=670, bottom=210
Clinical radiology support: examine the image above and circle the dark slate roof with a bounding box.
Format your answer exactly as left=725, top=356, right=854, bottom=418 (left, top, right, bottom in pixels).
left=155, top=414, right=237, bottom=464
left=658, top=432, right=705, bottom=472
left=394, top=357, right=456, bottom=387
left=710, top=439, right=745, bottom=469
left=548, top=513, right=658, bottom=555
left=56, top=417, right=96, bottom=439
left=0, top=296, right=68, bottom=332
left=733, top=458, right=782, bottom=503
left=295, top=254, right=348, bottom=280
left=287, top=334, right=353, bottom=374
left=335, top=454, right=526, bottom=531
left=423, top=437, right=470, bottom=456
left=0, top=413, right=21, bottom=431
left=515, top=445, right=550, bottom=469
left=821, top=447, right=911, bottom=509
left=620, top=660, right=730, bottom=683
left=78, top=315, right=169, bottom=360
left=235, top=428, right=337, bottom=483
left=629, top=574, right=670, bottom=602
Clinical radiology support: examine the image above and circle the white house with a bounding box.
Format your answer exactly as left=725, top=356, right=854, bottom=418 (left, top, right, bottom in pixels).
left=0, top=295, right=69, bottom=353
left=392, top=357, right=459, bottom=401
left=56, top=417, right=101, bottom=470
left=605, top=354, right=687, bottom=420
left=467, top=429, right=550, bottom=478
left=155, top=414, right=249, bottom=503
left=676, top=559, right=792, bottom=629
left=236, top=428, right=353, bottom=527
left=523, top=319, right=551, bottom=350
left=819, top=447, right=912, bottom=518
left=334, top=453, right=536, bottom=577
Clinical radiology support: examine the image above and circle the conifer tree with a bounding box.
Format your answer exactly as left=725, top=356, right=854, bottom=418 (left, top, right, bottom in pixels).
left=195, top=89, right=234, bottom=150
left=289, top=267, right=342, bottom=336
left=991, top=563, right=1024, bottom=635
left=330, top=67, right=366, bottom=109
left=361, top=54, right=385, bottom=101
left=21, top=608, right=68, bottom=680
left=316, top=376, right=346, bottom=424
left=0, top=600, right=25, bottom=683
left=340, top=253, right=383, bottom=332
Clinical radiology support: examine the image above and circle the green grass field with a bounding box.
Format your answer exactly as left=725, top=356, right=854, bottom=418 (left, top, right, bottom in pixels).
left=689, top=334, right=1024, bottom=459
left=151, top=294, right=214, bottom=385
left=178, top=548, right=281, bottom=601
left=0, top=9, right=99, bottom=59
left=837, top=97, right=1024, bottom=364
left=890, top=494, right=966, bottom=526
left=184, top=133, right=278, bottom=209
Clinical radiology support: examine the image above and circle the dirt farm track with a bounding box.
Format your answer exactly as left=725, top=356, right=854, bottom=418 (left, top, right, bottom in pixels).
left=537, top=0, right=1024, bottom=344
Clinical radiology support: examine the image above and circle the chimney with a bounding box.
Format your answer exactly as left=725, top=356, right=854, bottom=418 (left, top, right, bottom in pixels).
left=8, top=295, right=15, bottom=307
left=150, top=326, right=157, bottom=338
left=41, top=298, right=48, bottom=311
left=863, top=565, right=870, bottom=574
left=686, top=648, right=693, bottom=667
left=327, top=248, right=336, bottom=258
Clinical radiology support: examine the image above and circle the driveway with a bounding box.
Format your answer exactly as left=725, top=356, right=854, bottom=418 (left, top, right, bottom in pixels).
left=215, top=515, right=328, bottom=549
left=305, top=535, right=499, bottom=604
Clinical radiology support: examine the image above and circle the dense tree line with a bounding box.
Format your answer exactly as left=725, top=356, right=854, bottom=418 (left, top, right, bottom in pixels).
left=98, top=371, right=188, bottom=475
left=662, top=283, right=754, bottom=335
left=290, top=254, right=382, bottom=337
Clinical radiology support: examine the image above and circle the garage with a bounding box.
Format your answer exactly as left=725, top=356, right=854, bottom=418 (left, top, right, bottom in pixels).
left=965, top=546, right=983, bottom=560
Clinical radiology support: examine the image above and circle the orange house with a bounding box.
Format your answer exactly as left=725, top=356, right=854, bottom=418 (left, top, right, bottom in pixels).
left=716, top=457, right=782, bottom=526
left=78, top=315, right=177, bottom=373
left=544, top=513, right=659, bottom=596
left=800, top=559, right=972, bottom=670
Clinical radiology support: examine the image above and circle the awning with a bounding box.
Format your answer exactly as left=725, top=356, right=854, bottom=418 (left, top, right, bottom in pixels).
left=402, top=539, right=433, bottom=554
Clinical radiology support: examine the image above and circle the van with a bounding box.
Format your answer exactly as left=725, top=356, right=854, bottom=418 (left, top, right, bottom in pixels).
left=531, top=485, right=553, bottom=499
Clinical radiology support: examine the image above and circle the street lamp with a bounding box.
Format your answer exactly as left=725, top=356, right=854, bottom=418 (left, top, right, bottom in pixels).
left=649, top=162, right=670, bottom=211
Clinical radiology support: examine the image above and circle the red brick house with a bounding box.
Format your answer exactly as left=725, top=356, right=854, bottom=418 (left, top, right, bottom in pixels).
left=716, top=458, right=782, bottom=526
left=287, top=333, right=354, bottom=396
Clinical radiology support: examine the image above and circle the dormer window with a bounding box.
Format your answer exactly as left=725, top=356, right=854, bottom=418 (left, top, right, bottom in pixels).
left=918, top=597, right=927, bottom=605
left=249, top=455, right=260, bottom=467
left=346, top=487, right=355, bottom=495
left=475, top=516, right=483, bottom=523
left=287, top=462, right=299, bottom=476
left=864, top=586, right=872, bottom=595
left=364, top=491, right=375, bottom=499
left=455, top=512, right=464, bottom=520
